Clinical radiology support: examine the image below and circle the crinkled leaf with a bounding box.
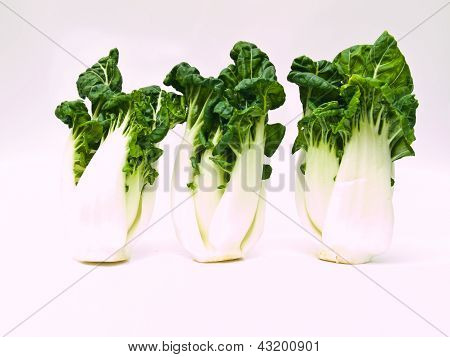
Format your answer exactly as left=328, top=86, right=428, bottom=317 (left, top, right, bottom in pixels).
left=287, top=56, right=342, bottom=114
left=76, top=49, right=123, bottom=116
left=164, top=62, right=223, bottom=130
left=76, top=48, right=122, bottom=98
left=55, top=100, right=90, bottom=129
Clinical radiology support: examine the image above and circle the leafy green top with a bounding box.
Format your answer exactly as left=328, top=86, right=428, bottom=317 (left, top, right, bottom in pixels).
left=55, top=49, right=185, bottom=185
left=214, top=42, right=286, bottom=181
left=164, top=42, right=286, bottom=187
left=288, top=31, right=418, bottom=161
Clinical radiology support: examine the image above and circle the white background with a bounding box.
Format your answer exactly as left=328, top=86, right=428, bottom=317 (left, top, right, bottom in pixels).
left=0, top=0, right=449, bottom=337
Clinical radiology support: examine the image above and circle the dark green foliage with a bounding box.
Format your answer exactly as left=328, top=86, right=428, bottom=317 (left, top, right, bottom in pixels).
left=164, top=42, right=287, bottom=184
left=288, top=31, right=418, bottom=161
left=55, top=49, right=186, bottom=185
left=212, top=42, right=286, bottom=181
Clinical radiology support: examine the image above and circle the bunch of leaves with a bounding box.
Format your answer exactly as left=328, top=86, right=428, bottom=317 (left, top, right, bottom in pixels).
left=55, top=49, right=186, bottom=184
left=288, top=31, right=418, bottom=162
left=164, top=42, right=287, bottom=187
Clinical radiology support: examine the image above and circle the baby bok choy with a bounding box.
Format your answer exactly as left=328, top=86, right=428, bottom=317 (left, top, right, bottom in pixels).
left=166, top=42, right=286, bottom=262
left=56, top=49, right=184, bottom=262
left=288, top=31, right=418, bottom=264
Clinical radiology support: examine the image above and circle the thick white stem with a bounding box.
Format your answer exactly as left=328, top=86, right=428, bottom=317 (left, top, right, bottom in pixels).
left=193, top=149, right=224, bottom=240
left=127, top=183, right=157, bottom=240
left=127, top=149, right=160, bottom=239
left=170, top=130, right=209, bottom=260
left=125, top=168, right=143, bottom=231
left=240, top=183, right=266, bottom=255
left=207, top=118, right=265, bottom=257
left=321, top=120, right=393, bottom=264
left=304, top=142, right=339, bottom=232
left=294, top=151, right=321, bottom=238
left=72, top=127, right=129, bottom=262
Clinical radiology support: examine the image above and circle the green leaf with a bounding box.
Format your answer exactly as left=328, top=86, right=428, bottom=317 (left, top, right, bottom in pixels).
left=164, top=42, right=285, bottom=186
left=55, top=99, right=104, bottom=183
left=210, top=42, right=285, bottom=183
left=210, top=155, right=235, bottom=174
left=262, top=164, right=272, bottom=180
left=72, top=120, right=103, bottom=183
left=291, top=101, right=345, bottom=155
left=288, top=55, right=345, bottom=156
left=264, top=123, right=286, bottom=157
left=333, top=45, right=372, bottom=78
left=393, top=93, right=418, bottom=141
left=55, top=100, right=90, bottom=129
left=235, top=76, right=285, bottom=110
left=164, top=62, right=223, bottom=130
left=369, top=32, right=414, bottom=100
left=56, top=49, right=185, bottom=187
left=287, top=56, right=342, bottom=114
left=165, top=92, right=187, bottom=128
left=76, top=48, right=122, bottom=99
left=76, top=49, right=123, bottom=116
left=219, top=42, right=286, bottom=112
left=123, top=86, right=185, bottom=185
left=289, top=31, right=418, bottom=162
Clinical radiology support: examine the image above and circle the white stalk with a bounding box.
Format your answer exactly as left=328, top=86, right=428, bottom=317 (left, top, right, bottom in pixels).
left=320, top=120, right=394, bottom=264
left=125, top=167, right=143, bottom=230
left=294, top=151, right=321, bottom=238
left=127, top=183, right=157, bottom=240
left=72, top=126, right=129, bottom=263
left=127, top=150, right=160, bottom=239
left=170, top=130, right=209, bottom=260
left=240, top=183, right=266, bottom=255
left=207, top=118, right=265, bottom=258
left=193, top=149, right=224, bottom=240
left=304, top=141, right=339, bottom=232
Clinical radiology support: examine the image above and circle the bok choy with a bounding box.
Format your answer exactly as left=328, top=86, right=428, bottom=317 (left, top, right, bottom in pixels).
left=56, top=49, right=184, bottom=262
left=288, top=32, right=418, bottom=264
